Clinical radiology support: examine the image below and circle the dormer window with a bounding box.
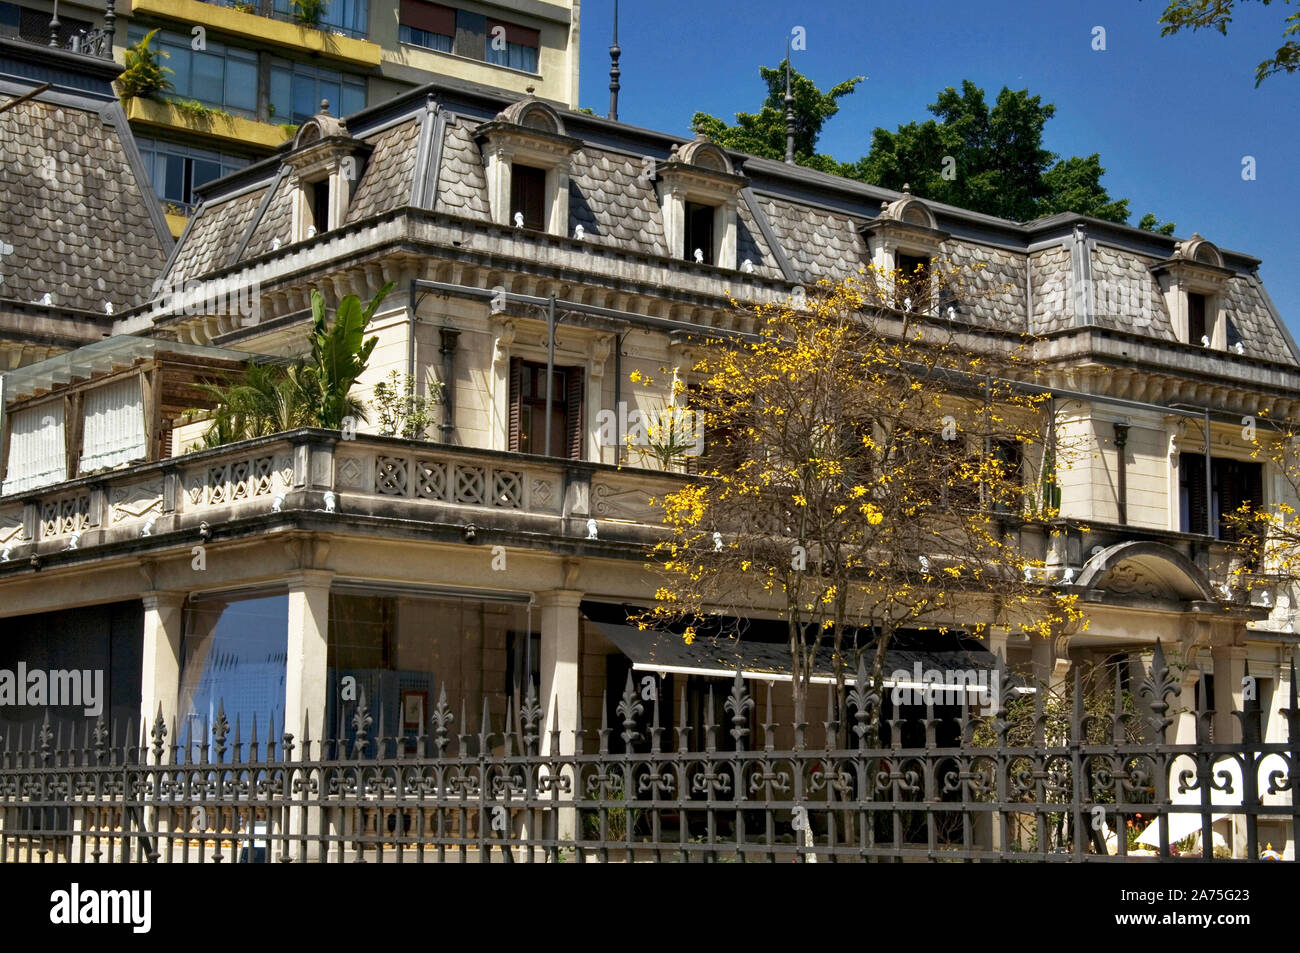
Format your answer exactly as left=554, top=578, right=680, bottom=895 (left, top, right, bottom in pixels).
left=861, top=193, right=948, bottom=313
left=1188, top=292, right=1207, bottom=345
left=896, top=252, right=931, bottom=307
left=656, top=136, right=746, bottom=269
left=684, top=201, right=716, bottom=264
left=285, top=108, right=371, bottom=243
left=510, top=163, right=547, bottom=231
left=308, top=178, right=331, bottom=235
left=1151, top=234, right=1232, bottom=349
left=477, top=99, right=582, bottom=237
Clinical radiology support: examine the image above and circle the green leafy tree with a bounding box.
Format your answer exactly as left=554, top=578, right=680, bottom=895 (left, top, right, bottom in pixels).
left=1156, top=0, right=1300, bottom=85
left=853, top=81, right=1134, bottom=224
left=697, top=69, right=1175, bottom=231
left=690, top=61, right=863, bottom=173
left=1138, top=212, right=1178, bottom=236
left=192, top=283, right=392, bottom=447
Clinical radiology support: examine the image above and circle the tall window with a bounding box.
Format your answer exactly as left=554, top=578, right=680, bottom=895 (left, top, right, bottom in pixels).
left=509, top=359, right=583, bottom=459
left=399, top=0, right=454, bottom=51
left=486, top=18, right=539, bottom=72
left=1179, top=453, right=1262, bottom=540
left=269, top=58, right=367, bottom=123
left=178, top=592, right=289, bottom=756
left=684, top=201, right=715, bottom=264
left=307, top=178, right=330, bottom=233
left=896, top=252, right=930, bottom=307
left=1188, top=292, right=1208, bottom=344
left=136, top=136, right=250, bottom=211
left=510, top=164, right=546, bottom=230
left=326, top=590, right=531, bottom=753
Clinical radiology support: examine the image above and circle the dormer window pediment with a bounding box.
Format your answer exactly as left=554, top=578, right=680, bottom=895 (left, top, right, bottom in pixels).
left=1150, top=233, right=1233, bottom=292
left=861, top=193, right=950, bottom=253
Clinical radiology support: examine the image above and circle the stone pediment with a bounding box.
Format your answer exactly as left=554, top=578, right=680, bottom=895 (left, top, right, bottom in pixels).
left=1076, top=541, right=1216, bottom=602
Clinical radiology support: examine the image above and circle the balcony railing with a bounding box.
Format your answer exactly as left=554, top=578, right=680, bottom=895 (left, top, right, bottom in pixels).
left=0, top=430, right=678, bottom=565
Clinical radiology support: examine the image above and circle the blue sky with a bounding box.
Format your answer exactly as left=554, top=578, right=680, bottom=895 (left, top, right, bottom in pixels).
left=577, top=0, right=1300, bottom=334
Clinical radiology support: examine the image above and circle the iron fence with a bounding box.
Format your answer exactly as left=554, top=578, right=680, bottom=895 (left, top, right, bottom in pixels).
left=0, top=644, right=1296, bottom=863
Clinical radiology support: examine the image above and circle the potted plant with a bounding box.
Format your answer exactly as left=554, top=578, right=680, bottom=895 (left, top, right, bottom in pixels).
left=290, top=0, right=328, bottom=28
left=117, top=29, right=173, bottom=101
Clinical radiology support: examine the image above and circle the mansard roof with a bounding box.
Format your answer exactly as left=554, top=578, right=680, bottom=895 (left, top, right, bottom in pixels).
left=154, top=76, right=1299, bottom=371
left=0, top=37, right=171, bottom=360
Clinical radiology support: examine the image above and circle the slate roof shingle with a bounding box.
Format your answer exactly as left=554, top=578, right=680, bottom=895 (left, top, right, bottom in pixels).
left=0, top=98, right=167, bottom=311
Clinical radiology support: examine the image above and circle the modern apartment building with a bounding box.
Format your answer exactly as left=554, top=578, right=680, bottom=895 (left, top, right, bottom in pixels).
left=4, top=0, right=580, bottom=235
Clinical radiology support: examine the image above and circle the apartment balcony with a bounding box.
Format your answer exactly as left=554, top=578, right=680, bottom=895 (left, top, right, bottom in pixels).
left=125, top=97, right=292, bottom=151
left=0, top=429, right=677, bottom=569
left=130, top=0, right=381, bottom=68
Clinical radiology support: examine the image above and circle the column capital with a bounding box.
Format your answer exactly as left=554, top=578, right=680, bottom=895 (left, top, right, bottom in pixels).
left=537, top=588, right=584, bottom=610
left=141, top=590, right=187, bottom=612
left=286, top=569, right=335, bottom=591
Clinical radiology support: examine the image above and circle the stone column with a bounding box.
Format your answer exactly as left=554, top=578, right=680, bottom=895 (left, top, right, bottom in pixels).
left=539, top=589, right=582, bottom=752
left=139, top=591, right=187, bottom=755
left=1211, top=643, right=1248, bottom=744
left=1030, top=632, right=1072, bottom=696
left=285, top=570, right=333, bottom=751
left=538, top=589, right=582, bottom=844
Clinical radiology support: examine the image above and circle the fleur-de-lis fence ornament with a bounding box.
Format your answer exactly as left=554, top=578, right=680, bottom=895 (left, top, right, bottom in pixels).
left=617, top=671, right=644, bottom=748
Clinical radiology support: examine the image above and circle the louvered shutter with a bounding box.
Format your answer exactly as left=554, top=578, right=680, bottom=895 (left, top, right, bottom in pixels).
left=508, top=357, right=523, bottom=452
left=565, top=367, right=584, bottom=460
left=1180, top=453, right=1207, bottom=535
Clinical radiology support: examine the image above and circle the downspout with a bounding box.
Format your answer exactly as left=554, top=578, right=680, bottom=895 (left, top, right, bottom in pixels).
left=1114, top=423, right=1129, bottom=525
left=439, top=326, right=460, bottom=443
left=1204, top=409, right=1213, bottom=536
left=612, top=329, right=629, bottom=465
left=544, top=293, right=556, bottom=457
left=407, top=278, right=417, bottom=390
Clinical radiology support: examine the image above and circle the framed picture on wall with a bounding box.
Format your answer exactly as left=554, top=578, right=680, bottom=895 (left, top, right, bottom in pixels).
left=402, top=689, right=427, bottom=733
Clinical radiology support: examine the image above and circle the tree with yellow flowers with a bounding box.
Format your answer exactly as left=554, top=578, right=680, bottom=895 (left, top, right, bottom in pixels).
left=1221, top=414, right=1300, bottom=620
left=643, top=264, right=1085, bottom=737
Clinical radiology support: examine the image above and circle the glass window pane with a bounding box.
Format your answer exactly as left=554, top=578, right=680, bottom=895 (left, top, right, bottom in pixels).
left=179, top=594, right=289, bottom=756
left=341, top=82, right=365, bottom=117
left=225, top=58, right=258, bottom=113
left=191, top=158, right=222, bottom=191
left=166, top=45, right=193, bottom=98
left=162, top=155, right=185, bottom=202
left=269, top=66, right=291, bottom=120
left=317, top=80, right=340, bottom=115
left=293, top=76, right=317, bottom=122
left=326, top=593, right=530, bottom=752
left=192, top=52, right=224, bottom=106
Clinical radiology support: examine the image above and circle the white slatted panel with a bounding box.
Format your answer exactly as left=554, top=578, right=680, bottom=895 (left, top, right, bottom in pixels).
left=80, top=376, right=147, bottom=474
left=3, top=402, right=66, bottom=495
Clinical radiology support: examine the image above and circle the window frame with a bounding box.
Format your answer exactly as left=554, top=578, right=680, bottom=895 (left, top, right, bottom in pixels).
left=508, top=358, right=585, bottom=460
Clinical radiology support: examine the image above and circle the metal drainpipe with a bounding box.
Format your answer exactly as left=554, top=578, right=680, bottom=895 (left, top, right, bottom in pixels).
left=407, top=279, right=418, bottom=395
left=1114, top=423, right=1129, bottom=525
left=1204, top=408, right=1213, bottom=537
left=612, top=329, right=629, bottom=465
left=544, top=294, right=556, bottom=457
left=439, top=326, right=459, bottom=443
